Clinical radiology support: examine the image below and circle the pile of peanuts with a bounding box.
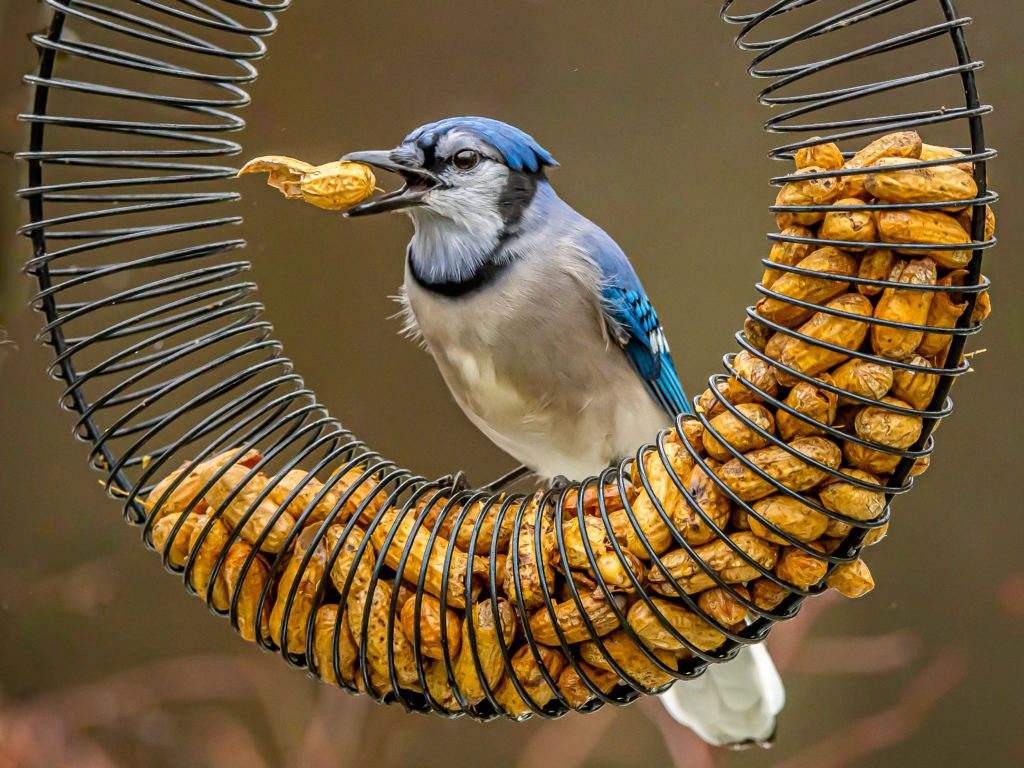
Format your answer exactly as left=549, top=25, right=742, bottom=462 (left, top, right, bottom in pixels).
left=144, top=131, right=991, bottom=717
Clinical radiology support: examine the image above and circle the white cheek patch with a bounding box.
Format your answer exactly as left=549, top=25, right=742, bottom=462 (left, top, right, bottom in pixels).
left=427, top=162, right=508, bottom=229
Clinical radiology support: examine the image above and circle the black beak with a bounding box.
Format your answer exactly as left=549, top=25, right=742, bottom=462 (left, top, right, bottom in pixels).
left=341, top=150, right=441, bottom=217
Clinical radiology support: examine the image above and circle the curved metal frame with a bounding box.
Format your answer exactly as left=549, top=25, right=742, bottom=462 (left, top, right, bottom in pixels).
left=18, top=0, right=995, bottom=720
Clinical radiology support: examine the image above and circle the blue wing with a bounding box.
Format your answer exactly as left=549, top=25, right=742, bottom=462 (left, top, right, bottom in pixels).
left=581, top=227, right=692, bottom=417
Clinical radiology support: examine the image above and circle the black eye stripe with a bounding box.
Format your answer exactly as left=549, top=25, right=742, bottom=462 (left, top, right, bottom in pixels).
left=496, top=169, right=538, bottom=239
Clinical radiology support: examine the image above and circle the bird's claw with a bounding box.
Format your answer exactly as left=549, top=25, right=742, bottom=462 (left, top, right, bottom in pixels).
left=435, top=471, right=470, bottom=493
left=548, top=475, right=572, bottom=492
left=725, top=725, right=777, bottom=751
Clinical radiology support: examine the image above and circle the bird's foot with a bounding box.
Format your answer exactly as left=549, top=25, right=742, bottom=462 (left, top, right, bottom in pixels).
left=548, top=475, right=572, bottom=492
left=435, top=471, right=470, bottom=493
left=725, top=725, right=777, bottom=751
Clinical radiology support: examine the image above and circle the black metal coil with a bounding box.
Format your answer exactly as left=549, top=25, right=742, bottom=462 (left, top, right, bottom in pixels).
left=18, top=0, right=994, bottom=721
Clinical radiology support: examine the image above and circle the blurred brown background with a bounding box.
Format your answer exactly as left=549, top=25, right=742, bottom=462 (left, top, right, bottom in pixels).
left=1, top=1, right=1022, bottom=767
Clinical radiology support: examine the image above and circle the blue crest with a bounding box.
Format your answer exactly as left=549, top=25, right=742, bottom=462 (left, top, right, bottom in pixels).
left=404, top=116, right=558, bottom=173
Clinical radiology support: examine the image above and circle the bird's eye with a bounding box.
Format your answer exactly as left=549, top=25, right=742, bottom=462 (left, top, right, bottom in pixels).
left=451, top=149, right=480, bottom=171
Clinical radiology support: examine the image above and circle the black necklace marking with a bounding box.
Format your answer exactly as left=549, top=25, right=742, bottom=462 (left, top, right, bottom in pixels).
left=408, top=249, right=514, bottom=298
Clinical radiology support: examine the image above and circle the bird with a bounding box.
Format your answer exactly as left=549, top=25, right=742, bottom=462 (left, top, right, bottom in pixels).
left=342, top=116, right=784, bottom=746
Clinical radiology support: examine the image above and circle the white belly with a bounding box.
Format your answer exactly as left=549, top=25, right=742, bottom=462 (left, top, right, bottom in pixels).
left=403, top=258, right=670, bottom=481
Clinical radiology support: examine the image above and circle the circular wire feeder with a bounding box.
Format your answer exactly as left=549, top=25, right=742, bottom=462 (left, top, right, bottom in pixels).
left=19, top=0, right=994, bottom=720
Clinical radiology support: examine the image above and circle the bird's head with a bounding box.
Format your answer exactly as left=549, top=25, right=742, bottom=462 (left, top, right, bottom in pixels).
left=342, top=116, right=558, bottom=234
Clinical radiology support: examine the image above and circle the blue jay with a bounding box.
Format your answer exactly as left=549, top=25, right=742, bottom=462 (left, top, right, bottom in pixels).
left=344, top=116, right=783, bottom=746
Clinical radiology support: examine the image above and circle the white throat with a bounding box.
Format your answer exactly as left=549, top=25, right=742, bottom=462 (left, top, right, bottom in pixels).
left=406, top=207, right=504, bottom=284
left=404, top=162, right=510, bottom=284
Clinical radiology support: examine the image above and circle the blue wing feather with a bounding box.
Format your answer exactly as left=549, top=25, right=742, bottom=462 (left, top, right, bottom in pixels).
left=581, top=226, right=691, bottom=417
left=603, top=285, right=692, bottom=416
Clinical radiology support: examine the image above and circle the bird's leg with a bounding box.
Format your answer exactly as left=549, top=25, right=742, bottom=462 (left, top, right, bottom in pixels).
left=481, top=465, right=532, bottom=493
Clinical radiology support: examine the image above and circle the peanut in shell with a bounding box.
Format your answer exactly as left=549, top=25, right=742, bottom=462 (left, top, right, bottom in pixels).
left=678, top=419, right=707, bottom=455
left=744, top=316, right=775, bottom=352
left=579, top=630, right=677, bottom=689
left=697, top=376, right=764, bottom=420
left=221, top=541, right=271, bottom=643
left=775, top=544, right=828, bottom=590
left=494, top=644, right=568, bottom=715
left=323, top=523, right=374, bottom=615
left=843, top=441, right=904, bottom=476
left=326, top=465, right=387, bottom=527
left=617, top=449, right=683, bottom=558
left=144, top=447, right=261, bottom=523
left=702, top=403, right=776, bottom=462
left=186, top=514, right=233, bottom=611
left=424, top=658, right=459, bottom=710
left=774, top=165, right=842, bottom=228
left=503, top=499, right=558, bottom=609
left=890, top=356, right=939, bottom=411
left=561, top=515, right=644, bottom=589
left=864, top=156, right=978, bottom=207
left=818, top=467, right=886, bottom=523
left=451, top=598, right=517, bottom=705
left=919, top=143, right=974, bottom=174
left=830, top=358, right=894, bottom=405
left=718, top=436, right=842, bottom=502
left=775, top=375, right=839, bottom=441
left=697, top=584, right=751, bottom=627
left=267, top=469, right=331, bottom=524
left=956, top=205, right=995, bottom=243
left=673, top=461, right=732, bottom=546
left=400, top=593, right=462, bottom=660
left=840, top=131, right=923, bottom=199
left=856, top=249, right=897, bottom=297
left=375, top=506, right=486, bottom=610
left=647, top=532, right=778, bottom=596
left=748, top=493, right=830, bottom=545
left=756, top=247, right=858, bottom=327
left=750, top=578, right=790, bottom=612
left=269, top=525, right=328, bottom=655
left=527, top=590, right=626, bottom=645
left=854, top=396, right=923, bottom=451
left=439, top=496, right=515, bottom=555
left=876, top=210, right=971, bottom=269
left=795, top=140, right=845, bottom=171
left=626, top=597, right=726, bottom=653
left=313, top=604, right=358, bottom=686
left=556, top=662, right=619, bottom=709
left=151, top=511, right=200, bottom=568
left=917, top=271, right=970, bottom=358
left=870, top=257, right=938, bottom=360
left=238, top=156, right=377, bottom=211
left=762, top=226, right=815, bottom=288
left=971, top=288, right=992, bottom=325
left=733, top=349, right=782, bottom=400
left=203, top=465, right=297, bottom=553
left=776, top=293, right=874, bottom=385
left=818, top=198, right=877, bottom=250
left=353, top=578, right=421, bottom=692
left=827, top=559, right=875, bottom=598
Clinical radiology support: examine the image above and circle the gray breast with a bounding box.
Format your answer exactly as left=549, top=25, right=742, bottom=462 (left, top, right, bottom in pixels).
left=401, top=246, right=668, bottom=480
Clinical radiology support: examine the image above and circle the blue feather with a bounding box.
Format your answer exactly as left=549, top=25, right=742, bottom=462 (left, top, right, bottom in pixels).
left=404, top=116, right=558, bottom=173
left=581, top=228, right=692, bottom=417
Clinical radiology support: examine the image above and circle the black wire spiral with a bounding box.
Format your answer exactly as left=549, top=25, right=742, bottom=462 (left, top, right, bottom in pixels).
left=18, top=0, right=995, bottom=721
